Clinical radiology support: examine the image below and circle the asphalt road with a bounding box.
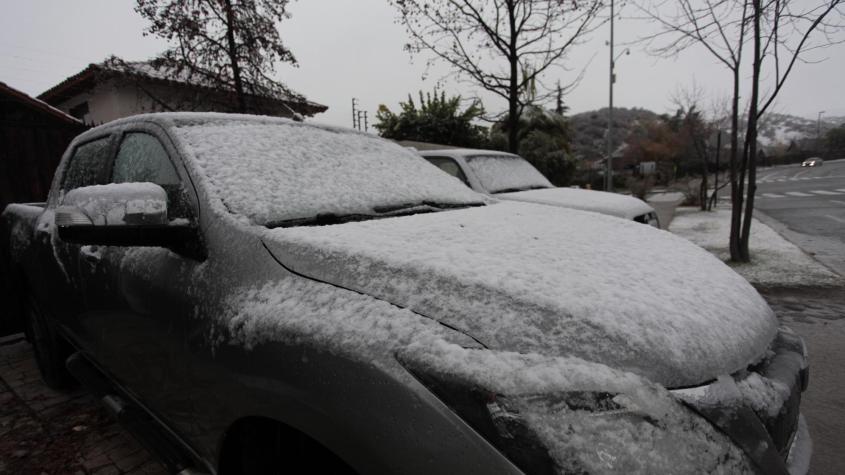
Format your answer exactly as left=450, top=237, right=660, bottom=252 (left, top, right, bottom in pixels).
left=755, top=159, right=845, bottom=475
left=755, top=159, right=845, bottom=276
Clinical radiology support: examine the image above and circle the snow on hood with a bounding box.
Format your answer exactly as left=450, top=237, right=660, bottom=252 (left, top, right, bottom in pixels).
left=496, top=187, right=654, bottom=220
left=264, top=201, right=777, bottom=388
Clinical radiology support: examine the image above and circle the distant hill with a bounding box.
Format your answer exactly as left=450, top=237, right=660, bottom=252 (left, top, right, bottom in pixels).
left=569, top=107, right=660, bottom=160
left=568, top=107, right=845, bottom=158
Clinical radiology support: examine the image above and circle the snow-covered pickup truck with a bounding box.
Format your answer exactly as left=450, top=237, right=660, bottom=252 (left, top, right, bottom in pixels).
left=419, top=149, right=661, bottom=227
left=3, top=113, right=810, bottom=474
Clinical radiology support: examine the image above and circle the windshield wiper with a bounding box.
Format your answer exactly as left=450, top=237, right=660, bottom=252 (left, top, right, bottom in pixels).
left=266, top=212, right=378, bottom=229
left=267, top=201, right=486, bottom=229
left=494, top=185, right=549, bottom=194
left=373, top=200, right=485, bottom=214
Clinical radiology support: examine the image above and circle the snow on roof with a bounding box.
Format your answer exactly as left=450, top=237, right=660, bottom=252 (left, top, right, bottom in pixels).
left=162, top=114, right=483, bottom=225
left=497, top=187, right=654, bottom=220
left=267, top=200, right=778, bottom=388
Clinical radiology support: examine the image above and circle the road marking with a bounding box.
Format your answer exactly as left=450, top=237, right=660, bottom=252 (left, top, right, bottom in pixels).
left=830, top=200, right=845, bottom=206
left=761, top=193, right=785, bottom=198
left=824, top=214, right=845, bottom=224
left=837, top=189, right=845, bottom=193
left=785, top=191, right=813, bottom=197
left=810, top=190, right=843, bottom=195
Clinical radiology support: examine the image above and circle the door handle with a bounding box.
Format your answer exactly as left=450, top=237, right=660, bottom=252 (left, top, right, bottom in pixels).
left=80, top=245, right=102, bottom=264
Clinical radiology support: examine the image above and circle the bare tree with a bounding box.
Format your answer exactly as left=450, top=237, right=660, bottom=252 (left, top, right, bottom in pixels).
left=135, top=0, right=301, bottom=114
left=637, top=0, right=843, bottom=262
left=389, top=0, right=605, bottom=153
left=671, top=83, right=713, bottom=210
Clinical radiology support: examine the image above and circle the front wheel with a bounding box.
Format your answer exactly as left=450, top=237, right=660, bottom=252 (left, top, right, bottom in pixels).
left=23, top=291, right=74, bottom=390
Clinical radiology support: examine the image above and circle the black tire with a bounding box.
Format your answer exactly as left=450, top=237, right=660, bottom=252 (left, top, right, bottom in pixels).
left=23, top=291, right=74, bottom=390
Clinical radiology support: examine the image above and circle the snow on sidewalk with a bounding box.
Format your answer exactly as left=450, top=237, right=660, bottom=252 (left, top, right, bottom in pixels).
left=669, top=206, right=842, bottom=287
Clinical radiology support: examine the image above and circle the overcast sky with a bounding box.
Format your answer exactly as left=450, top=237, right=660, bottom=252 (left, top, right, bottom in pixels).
left=3, top=0, right=844, bottom=128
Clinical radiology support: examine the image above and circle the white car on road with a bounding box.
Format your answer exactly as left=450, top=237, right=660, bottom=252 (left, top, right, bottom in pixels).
left=419, top=149, right=660, bottom=227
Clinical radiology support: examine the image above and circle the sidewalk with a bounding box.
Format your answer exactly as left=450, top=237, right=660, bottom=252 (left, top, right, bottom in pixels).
left=668, top=206, right=842, bottom=287
left=0, top=334, right=164, bottom=474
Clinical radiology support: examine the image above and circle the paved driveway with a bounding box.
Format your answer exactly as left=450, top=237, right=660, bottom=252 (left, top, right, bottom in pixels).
left=0, top=334, right=164, bottom=475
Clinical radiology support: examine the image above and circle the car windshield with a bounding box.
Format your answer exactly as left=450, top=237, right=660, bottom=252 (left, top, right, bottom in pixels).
left=465, top=154, right=553, bottom=194
left=170, top=118, right=484, bottom=226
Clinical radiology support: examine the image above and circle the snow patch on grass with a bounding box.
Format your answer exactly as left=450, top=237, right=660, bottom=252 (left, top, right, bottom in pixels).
left=669, top=206, right=841, bottom=287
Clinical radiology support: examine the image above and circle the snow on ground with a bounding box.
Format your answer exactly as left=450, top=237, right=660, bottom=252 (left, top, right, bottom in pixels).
left=669, top=206, right=841, bottom=287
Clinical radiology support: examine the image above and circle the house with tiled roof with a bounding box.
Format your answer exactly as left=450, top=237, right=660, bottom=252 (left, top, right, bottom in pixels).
left=38, top=57, right=327, bottom=125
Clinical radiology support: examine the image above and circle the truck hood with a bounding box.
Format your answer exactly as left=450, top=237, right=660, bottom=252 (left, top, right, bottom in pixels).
left=496, top=187, right=654, bottom=220
left=264, top=201, right=777, bottom=388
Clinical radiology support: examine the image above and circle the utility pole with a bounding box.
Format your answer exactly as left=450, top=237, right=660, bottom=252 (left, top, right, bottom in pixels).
left=363, top=111, right=369, bottom=132
left=606, top=0, right=615, bottom=192
left=352, top=98, right=359, bottom=130
left=817, top=110, right=825, bottom=140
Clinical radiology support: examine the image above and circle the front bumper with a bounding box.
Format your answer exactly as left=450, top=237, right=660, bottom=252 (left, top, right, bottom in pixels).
left=672, top=327, right=809, bottom=474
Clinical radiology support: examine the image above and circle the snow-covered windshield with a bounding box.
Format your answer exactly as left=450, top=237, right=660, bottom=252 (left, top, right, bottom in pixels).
left=171, top=119, right=483, bottom=226
left=466, top=154, right=553, bottom=194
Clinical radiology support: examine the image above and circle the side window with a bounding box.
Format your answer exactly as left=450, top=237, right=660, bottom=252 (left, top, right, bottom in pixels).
left=113, top=133, right=191, bottom=219
left=425, top=156, right=470, bottom=186
left=113, top=133, right=180, bottom=185
left=62, top=138, right=112, bottom=191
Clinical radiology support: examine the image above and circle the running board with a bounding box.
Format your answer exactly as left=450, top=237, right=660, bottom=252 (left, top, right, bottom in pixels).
left=65, top=352, right=208, bottom=474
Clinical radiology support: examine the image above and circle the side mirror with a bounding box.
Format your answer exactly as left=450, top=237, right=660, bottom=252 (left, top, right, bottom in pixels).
left=56, top=183, right=198, bottom=250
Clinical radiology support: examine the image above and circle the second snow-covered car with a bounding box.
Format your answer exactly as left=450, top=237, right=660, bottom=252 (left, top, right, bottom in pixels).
left=420, top=149, right=660, bottom=227
left=4, top=113, right=809, bottom=474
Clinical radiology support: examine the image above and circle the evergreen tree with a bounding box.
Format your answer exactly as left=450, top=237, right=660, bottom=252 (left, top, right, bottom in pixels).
left=375, top=90, right=489, bottom=148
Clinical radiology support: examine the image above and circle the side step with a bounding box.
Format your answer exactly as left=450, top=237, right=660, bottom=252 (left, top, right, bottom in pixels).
left=66, top=352, right=208, bottom=474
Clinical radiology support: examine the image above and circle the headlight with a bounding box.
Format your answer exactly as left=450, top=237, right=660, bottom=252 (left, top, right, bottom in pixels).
left=399, top=348, right=754, bottom=474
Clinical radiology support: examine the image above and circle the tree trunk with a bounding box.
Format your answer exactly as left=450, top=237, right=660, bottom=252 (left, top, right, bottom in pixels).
left=506, top=1, right=520, bottom=154
left=739, top=0, right=763, bottom=262
left=728, top=67, right=743, bottom=261
left=223, top=0, right=247, bottom=113
left=709, top=131, right=721, bottom=211
left=699, top=145, right=709, bottom=211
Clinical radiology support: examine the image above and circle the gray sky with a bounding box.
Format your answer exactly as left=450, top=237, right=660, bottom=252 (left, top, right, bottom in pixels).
left=3, top=0, right=844, bottom=128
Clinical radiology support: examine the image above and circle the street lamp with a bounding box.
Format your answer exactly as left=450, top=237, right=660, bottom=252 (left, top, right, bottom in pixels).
left=606, top=0, right=629, bottom=192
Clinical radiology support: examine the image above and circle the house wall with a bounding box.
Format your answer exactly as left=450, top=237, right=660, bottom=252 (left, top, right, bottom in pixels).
left=54, top=77, right=298, bottom=126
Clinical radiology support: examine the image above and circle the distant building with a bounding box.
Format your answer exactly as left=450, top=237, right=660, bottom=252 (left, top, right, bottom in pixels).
left=38, top=57, right=328, bottom=125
